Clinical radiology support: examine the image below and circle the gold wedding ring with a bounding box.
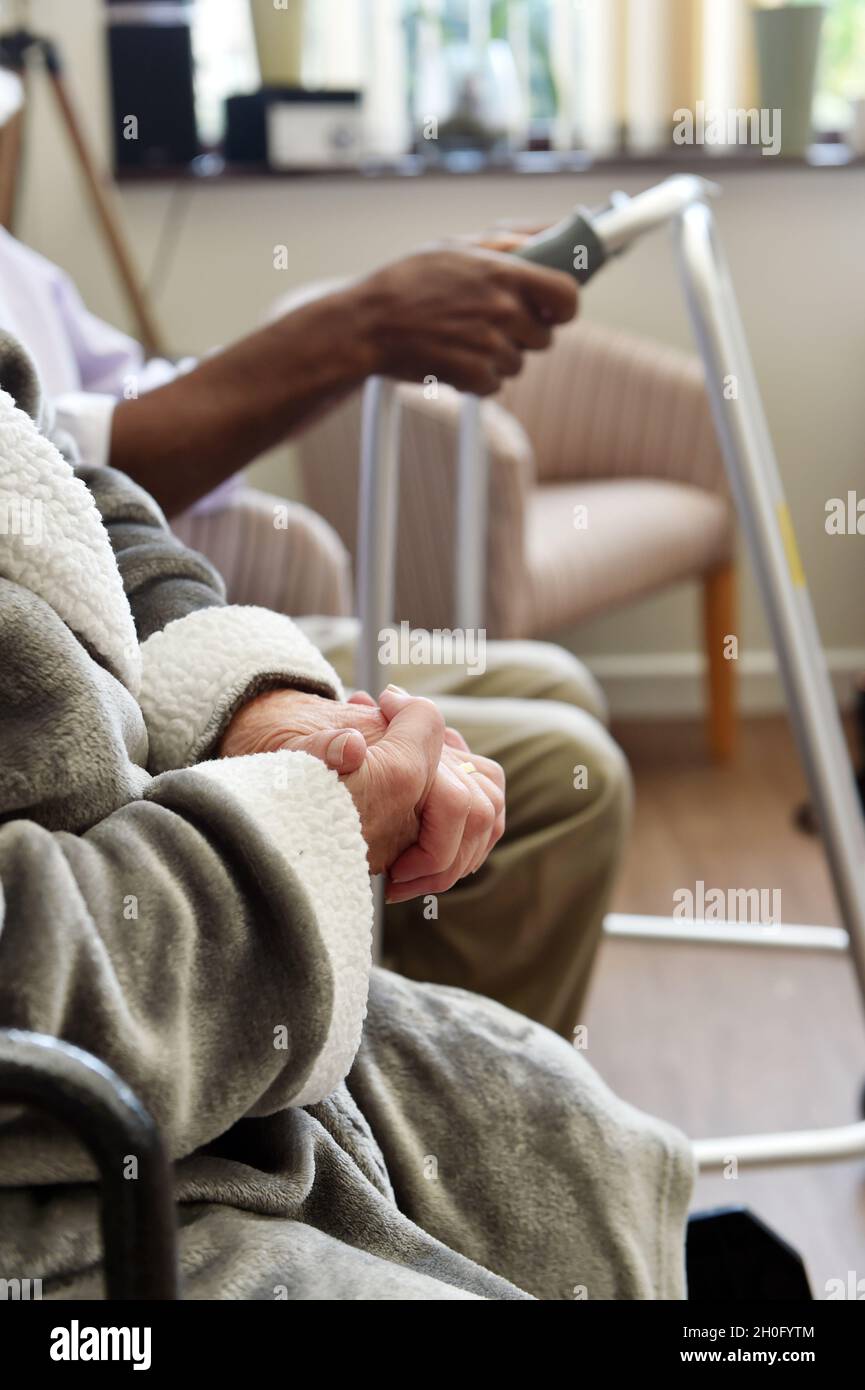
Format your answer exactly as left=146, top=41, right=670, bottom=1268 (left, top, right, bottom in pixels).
left=460, top=761, right=478, bottom=775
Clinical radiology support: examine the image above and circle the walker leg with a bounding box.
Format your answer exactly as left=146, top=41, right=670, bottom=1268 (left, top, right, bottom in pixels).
left=455, top=395, right=489, bottom=630
left=675, top=203, right=865, bottom=1013
left=356, top=377, right=402, bottom=694
left=702, top=561, right=738, bottom=763
left=356, top=377, right=403, bottom=961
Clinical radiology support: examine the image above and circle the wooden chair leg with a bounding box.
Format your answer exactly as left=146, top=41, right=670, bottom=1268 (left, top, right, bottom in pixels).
left=703, top=561, right=738, bottom=763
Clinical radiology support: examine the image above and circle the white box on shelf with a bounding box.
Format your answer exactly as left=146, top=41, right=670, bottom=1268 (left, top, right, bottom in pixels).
left=266, top=90, right=363, bottom=170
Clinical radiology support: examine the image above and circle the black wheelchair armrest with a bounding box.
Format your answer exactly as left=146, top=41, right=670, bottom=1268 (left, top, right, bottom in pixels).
left=0, top=1029, right=178, bottom=1300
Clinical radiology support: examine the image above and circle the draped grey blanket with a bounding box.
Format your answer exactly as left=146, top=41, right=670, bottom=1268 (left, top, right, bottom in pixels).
left=0, top=334, right=694, bottom=1299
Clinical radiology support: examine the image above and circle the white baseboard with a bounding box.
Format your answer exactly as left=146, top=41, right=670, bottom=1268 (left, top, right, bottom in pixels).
left=585, top=648, right=865, bottom=720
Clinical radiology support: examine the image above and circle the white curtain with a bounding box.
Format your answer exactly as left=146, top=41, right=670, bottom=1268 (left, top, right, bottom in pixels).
left=582, top=0, right=753, bottom=154
left=579, top=0, right=626, bottom=154
left=306, top=0, right=755, bottom=158
left=304, top=0, right=365, bottom=89
left=701, top=0, right=757, bottom=143
left=362, top=0, right=410, bottom=158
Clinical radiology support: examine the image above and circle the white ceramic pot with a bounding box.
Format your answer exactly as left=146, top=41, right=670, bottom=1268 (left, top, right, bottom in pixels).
left=752, top=4, right=826, bottom=157
left=850, top=97, right=865, bottom=157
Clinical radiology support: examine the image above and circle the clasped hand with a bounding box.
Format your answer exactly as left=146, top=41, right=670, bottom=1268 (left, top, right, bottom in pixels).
left=220, top=685, right=505, bottom=902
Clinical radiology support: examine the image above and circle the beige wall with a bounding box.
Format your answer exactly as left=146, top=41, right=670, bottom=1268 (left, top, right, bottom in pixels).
left=12, top=0, right=865, bottom=712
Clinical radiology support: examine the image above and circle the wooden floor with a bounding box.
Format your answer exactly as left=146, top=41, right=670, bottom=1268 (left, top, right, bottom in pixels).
left=584, top=715, right=865, bottom=1299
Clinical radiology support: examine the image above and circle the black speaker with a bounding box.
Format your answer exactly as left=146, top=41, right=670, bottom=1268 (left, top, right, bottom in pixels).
left=106, top=1, right=199, bottom=170
left=225, top=91, right=268, bottom=165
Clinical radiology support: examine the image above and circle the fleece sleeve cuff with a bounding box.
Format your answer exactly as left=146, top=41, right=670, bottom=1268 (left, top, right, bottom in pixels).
left=139, top=604, right=346, bottom=773
left=190, top=749, right=373, bottom=1106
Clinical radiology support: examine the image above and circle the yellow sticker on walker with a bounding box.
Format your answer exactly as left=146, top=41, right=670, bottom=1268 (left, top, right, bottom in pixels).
left=777, top=502, right=806, bottom=589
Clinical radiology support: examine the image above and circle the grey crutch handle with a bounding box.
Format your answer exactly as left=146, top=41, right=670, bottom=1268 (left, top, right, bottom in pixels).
left=512, top=208, right=607, bottom=284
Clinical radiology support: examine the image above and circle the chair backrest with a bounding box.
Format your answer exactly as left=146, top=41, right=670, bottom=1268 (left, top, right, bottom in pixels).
left=497, top=318, right=728, bottom=496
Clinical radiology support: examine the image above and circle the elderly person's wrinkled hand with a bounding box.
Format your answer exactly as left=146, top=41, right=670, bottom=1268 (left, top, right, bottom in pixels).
left=220, top=684, right=505, bottom=894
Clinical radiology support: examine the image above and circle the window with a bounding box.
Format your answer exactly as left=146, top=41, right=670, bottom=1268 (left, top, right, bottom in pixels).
left=190, top=0, right=258, bottom=148
left=179, top=0, right=865, bottom=161
left=814, top=0, right=865, bottom=135
left=404, top=0, right=558, bottom=137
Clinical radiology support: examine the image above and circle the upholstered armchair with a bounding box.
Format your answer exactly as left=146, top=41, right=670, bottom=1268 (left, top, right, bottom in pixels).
left=291, top=318, right=736, bottom=759
left=173, top=489, right=353, bottom=620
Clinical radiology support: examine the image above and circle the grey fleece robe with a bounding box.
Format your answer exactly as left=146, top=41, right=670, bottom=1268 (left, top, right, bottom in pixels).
left=0, top=336, right=694, bottom=1300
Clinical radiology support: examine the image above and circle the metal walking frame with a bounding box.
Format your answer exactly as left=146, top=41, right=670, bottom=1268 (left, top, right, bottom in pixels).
left=356, top=174, right=865, bottom=1173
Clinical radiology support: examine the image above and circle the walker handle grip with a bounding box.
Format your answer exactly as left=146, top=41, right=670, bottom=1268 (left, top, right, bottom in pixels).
left=513, top=176, right=720, bottom=284
left=512, top=209, right=606, bottom=285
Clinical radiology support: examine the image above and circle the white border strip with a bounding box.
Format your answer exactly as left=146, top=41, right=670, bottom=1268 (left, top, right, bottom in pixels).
left=605, top=912, right=848, bottom=952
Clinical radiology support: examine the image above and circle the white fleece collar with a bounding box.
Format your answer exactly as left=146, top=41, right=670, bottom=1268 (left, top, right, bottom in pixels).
left=0, top=387, right=140, bottom=693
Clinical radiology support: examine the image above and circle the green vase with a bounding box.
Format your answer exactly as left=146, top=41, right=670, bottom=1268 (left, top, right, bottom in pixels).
left=249, top=0, right=305, bottom=88
left=753, top=5, right=825, bottom=157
